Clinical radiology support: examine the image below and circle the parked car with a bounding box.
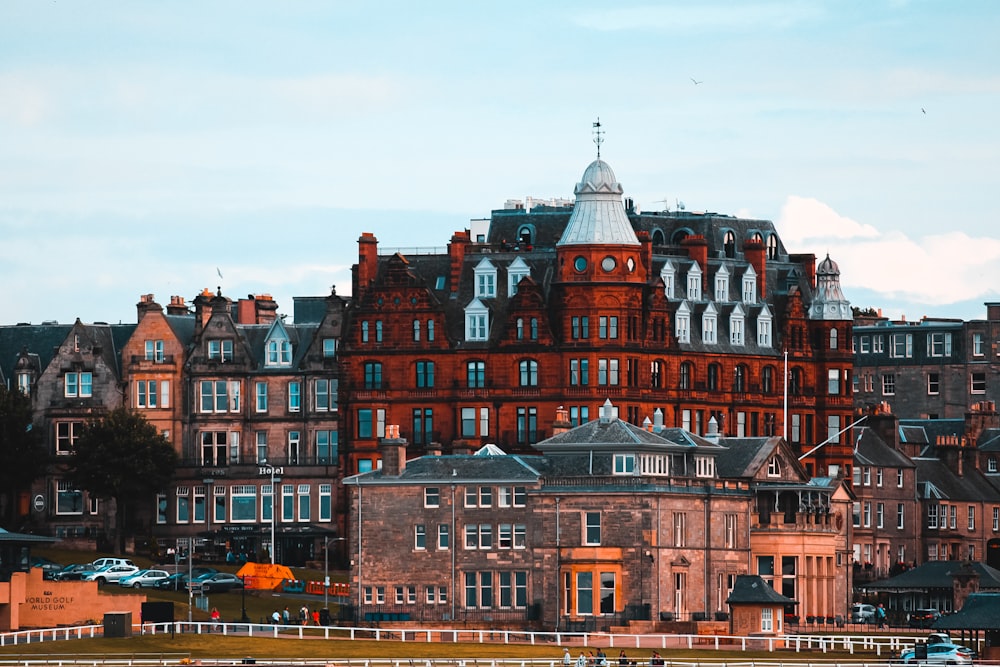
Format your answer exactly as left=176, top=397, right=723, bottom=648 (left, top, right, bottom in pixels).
left=91, top=557, right=136, bottom=570
left=852, top=603, right=876, bottom=623
left=51, top=563, right=97, bottom=581
left=155, top=572, right=190, bottom=591
left=909, top=608, right=943, bottom=628
left=31, top=556, right=63, bottom=579
left=119, top=569, right=170, bottom=588
left=84, top=564, right=139, bottom=585
left=900, top=642, right=974, bottom=664
left=927, top=633, right=953, bottom=645
left=186, top=572, right=244, bottom=593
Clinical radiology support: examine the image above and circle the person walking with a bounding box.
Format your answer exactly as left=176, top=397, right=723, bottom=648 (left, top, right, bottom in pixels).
left=877, top=603, right=887, bottom=628
left=299, top=604, right=309, bottom=625
left=270, top=609, right=280, bottom=625
left=282, top=606, right=290, bottom=625
left=563, top=649, right=572, bottom=666
left=618, top=650, right=628, bottom=666
left=575, top=653, right=587, bottom=667
left=210, top=607, right=221, bottom=632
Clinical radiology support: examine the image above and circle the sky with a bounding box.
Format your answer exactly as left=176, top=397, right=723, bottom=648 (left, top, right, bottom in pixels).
left=2, top=1, right=999, bottom=326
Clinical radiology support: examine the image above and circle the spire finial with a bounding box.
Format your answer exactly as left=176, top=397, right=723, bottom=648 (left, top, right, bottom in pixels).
left=592, top=117, right=604, bottom=159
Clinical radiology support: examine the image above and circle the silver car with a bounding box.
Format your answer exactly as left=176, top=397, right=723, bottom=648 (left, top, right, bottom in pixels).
left=900, top=642, right=974, bottom=665
left=119, top=568, right=170, bottom=588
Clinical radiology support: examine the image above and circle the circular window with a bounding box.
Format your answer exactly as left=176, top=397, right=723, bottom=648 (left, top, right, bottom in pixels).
left=626, top=257, right=636, bottom=272
left=574, top=256, right=587, bottom=272
left=601, top=256, right=617, bottom=272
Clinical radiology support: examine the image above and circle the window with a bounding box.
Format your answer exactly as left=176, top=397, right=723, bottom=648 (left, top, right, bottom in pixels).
left=994, top=507, right=999, bottom=532
left=361, top=321, right=369, bottom=343
left=256, top=432, right=268, bottom=463
left=375, top=320, right=383, bottom=343
left=991, top=457, right=999, bottom=473
left=364, top=362, right=383, bottom=389
left=315, top=430, right=336, bottom=464
left=571, top=316, right=590, bottom=340
left=679, top=362, right=692, bottom=390
left=288, top=381, right=300, bottom=412
left=733, top=365, right=746, bottom=393
left=322, top=338, right=337, bottom=357
left=467, top=361, right=486, bottom=388
left=730, top=308, right=745, bottom=345
left=474, top=258, right=497, bottom=297
left=973, top=333, right=985, bottom=356
left=145, top=339, right=164, bottom=362
left=465, top=300, right=489, bottom=341
left=200, top=380, right=240, bottom=413
left=687, top=264, right=702, bottom=299
left=714, top=267, right=729, bottom=301
left=498, top=571, right=528, bottom=608
left=882, top=374, right=896, bottom=396
left=412, top=319, right=421, bottom=342
left=761, top=608, right=773, bottom=633
left=830, top=327, right=839, bottom=350
left=464, top=571, right=494, bottom=609
left=972, top=373, right=987, bottom=394
left=898, top=503, right=905, bottom=530
left=877, top=502, right=884, bottom=528
left=415, top=361, right=435, bottom=388
left=702, top=306, right=718, bottom=344
left=890, top=333, right=913, bottom=358
left=427, top=320, right=435, bottom=341
left=64, top=372, right=93, bottom=397
left=928, top=504, right=939, bottom=529
left=650, top=360, right=664, bottom=388
left=256, top=382, right=268, bottom=412
left=598, top=316, right=618, bottom=339
left=585, top=512, right=601, bottom=545
left=319, top=483, right=332, bottom=522
left=519, top=360, right=538, bottom=387
left=357, top=409, right=373, bottom=439
left=673, top=512, right=686, bottom=547
left=570, top=358, right=589, bottom=386
left=438, top=524, right=450, bottom=549
left=208, top=339, right=233, bottom=362
left=266, top=339, right=292, bottom=366
left=569, top=405, right=589, bottom=426
left=767, top=457, right=781, bottom=477
left=757, top=308, right=772, bottom=347
left=415, top=525, right=426, bottom=550
left=743, top=268, right=756, bottom=303
left=136, top=379, right=167, bottom=408
left=56, top=480, right=84, bottom=515
left=725, top=514, right=737, bottom=549
left=597, top=358, right=619, bottom=386
left=412, top=408, right=433, bottom=445
left=315, top=378, right=337, bottom=411
left=661, top=262, right=675, bottom=298
left=862, top=467, right=871, bottom=486
left=969, top=506, right=976, bottom=531
left=614, top=454, right=636, bottom=474
left=282, top=484, right=295, bottom=522
left=200, top=431, right=230, bottom=466
left=176, top=486, right=190, bottom=523
left=927, top=332, right=953, bottom=357
left=424, top=487, right=440, bottom=508
left=828, top=369, right=840, bottom=395
left=517, top=406, right=537, bottom=444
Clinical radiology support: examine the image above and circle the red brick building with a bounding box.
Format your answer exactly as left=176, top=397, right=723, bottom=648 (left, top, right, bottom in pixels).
left=340, top=156, right=856, bottom=480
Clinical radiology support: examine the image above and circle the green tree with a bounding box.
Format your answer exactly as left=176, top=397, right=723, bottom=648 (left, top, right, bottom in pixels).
left=0, top=385, right=47, bottom=526
left=69, top=407, right=178, bottom=553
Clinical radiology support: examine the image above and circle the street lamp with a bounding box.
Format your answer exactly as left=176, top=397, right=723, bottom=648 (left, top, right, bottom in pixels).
left=270, top=469, right=281, bottom=564
left=203, top=478, right=214, bottom=561
left=324, top=536, right=347, bottom=612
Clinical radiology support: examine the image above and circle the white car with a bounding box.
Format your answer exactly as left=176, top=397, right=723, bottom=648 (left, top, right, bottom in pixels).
left=85, top=564, right=139, bottom=585
left=91, top=557, right=136, bottom=570
left=119, top=568, right=170, bottom=588
left=852, top=603, right=876, bottom=623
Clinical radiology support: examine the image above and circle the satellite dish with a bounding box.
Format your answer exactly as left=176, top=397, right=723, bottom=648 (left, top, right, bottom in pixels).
left=678, top=201, right=686, bottom=211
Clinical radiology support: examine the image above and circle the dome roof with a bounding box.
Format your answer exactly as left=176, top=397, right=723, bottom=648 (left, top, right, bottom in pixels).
left=557, top=159, right=640, bottom=247
left=817, top=254, right=840, bottom=275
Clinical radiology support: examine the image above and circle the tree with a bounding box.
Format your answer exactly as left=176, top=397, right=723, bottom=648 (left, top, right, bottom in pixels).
left=69, top=407, right=178, bottom=554
left=0, top=385, right=47, bottom=527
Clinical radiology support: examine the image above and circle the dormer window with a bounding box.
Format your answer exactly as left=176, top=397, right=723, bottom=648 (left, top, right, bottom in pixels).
left=16, top=371, right=31, bottom=395
left=686, top=264, right=702, bottom=301
left=208, top=339, right=233, bottom=362
left=661, top=261, right=676, bottom=299
left=465, top=298, right=489, bottom=341
left=267, top=339, right=292, bottom=366
left=730, top=304, right=746, bottom=345
left=702, top=303, right=718, bottom=344
left=508, top=257, right=530, bottom=296
left=474, top=258, right=497, bottom=298
left=723, top=231, right=736, bottom=258
left=614, top=454, right=636, bottom=475
left=695, top=455, right=715, bottom=478
left=757, top=304, right=773, bottom=347
left=675, top=302, right=691, bottom=344
left=714, top=266, right=729, bottom=302
left=766, top=234, right=778, bottom=259
left=322, top=338, right=337, bottom=357
left=742, top=266, right=757, bottom=304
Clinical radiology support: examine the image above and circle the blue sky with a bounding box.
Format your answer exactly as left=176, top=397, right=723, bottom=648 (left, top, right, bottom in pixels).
left=2, top=1, right=999, bottom=325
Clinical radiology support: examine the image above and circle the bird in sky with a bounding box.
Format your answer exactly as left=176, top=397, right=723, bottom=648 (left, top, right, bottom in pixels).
left=921, top=108, right=926, bottom=114
left=691, top=77, right=702, bottom=85
left=217, top=267, right=223, bottom=279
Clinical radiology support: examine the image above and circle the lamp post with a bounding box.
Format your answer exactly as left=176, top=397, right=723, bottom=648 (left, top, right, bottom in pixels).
left=203, top=478, right=214, bottom=561
left=323, top=536, right=347, bottom=612
left=270, top=469, right=281, bottom=564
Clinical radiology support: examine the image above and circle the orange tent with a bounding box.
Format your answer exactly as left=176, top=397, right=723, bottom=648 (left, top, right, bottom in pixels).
left=236, top=562, right=296, bottom=590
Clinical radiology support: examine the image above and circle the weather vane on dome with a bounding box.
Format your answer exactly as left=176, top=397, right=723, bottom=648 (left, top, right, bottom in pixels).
left=592, top=117, right=604, bottom=159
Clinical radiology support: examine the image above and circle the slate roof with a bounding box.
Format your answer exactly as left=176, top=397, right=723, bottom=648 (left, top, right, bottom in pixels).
left=535, top=417, right=696, bottom=451
left=714, top=437, right=775, bottom=478
left=864, top=561, right=1000, bottom=592
left=854, top=427, right=916, bottom=468
left=914, top=459, right=1000, bottom=503
left=977, top=428, right=1000, bottom=453
left=0, top=527, right=56, bottom=544
left=726, top=574, right=796, bottom=605
left=343, top=452, right=544, bottom=486
left=933, top=593, right=1000, bottom=630
left=902, top=419, right=965, bottom=444
left=0, top=323, right=73, bottom=383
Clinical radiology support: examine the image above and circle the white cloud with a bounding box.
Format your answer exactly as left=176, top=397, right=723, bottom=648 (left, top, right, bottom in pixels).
left=573, top=3, right=824, bottom=32
left=777, top=196, right=1000, bottom=305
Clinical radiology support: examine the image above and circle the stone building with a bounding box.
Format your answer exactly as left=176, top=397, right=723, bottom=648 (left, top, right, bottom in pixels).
left=342, top=402, right=852, bottom=630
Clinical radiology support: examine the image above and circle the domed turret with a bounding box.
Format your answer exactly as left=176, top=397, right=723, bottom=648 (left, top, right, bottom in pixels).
left=557, top=159, right=640, bottom=247
left=808, top=253, right=852, bottom=320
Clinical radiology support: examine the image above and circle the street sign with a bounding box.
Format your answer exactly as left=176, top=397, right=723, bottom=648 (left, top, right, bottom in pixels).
left=32, top=494, right=45, bottom=512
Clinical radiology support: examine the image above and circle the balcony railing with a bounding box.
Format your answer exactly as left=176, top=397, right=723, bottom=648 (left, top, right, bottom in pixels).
left=178, top=455, right=338, bottom=469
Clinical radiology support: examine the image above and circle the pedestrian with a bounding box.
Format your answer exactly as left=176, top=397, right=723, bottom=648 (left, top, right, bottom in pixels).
left=877, top=603, right=887, bottom=628
left=299, top=604, right=309, bottom=625
left=311, top=609, right=320, bottom=626
left=575, top=653, right=587, bottom=667
left=210, top=607, right=221, bottom=632
left=596, top=649, right=607, bottom=667
left=563, top=648, right=572, bottom=666
left=618, top=650, right=628, bottom=667
left=588, top=651, right=596, bottom=667
left=282, top=606, right=290, bottom=624
left=270, top=609, right=280, bottom=624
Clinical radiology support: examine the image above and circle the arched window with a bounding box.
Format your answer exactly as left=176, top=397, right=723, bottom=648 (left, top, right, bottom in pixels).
left=830, top=327, right=839, bottom=350
left=530, top=317, right=538, bottom=340
left=723, top=231, right=736, bottom=258
left=679, top=362, right=693, bottom=390
left=516, top=318, right=524, bottom=340
left=517, top=225, right=535, bottom=247
left=427, top=319, right=435, bottom=341
left=734, top=365, right=747, bottom=393
left=650, top=360, right=664, bottom=389
left=651, top=229, right=666, bottom=246
left=519, top=359, right=538, bottom=387
left=762, top=366, right=774, bottom=394
left=413, top=319, right=420, bottom=342
left=708, top=363, right=721, bottom=392
left=767, top=234, right=778, bottom=260
left=672, top=229, right=690, bottom=245
left=790, top=367, right=803, bottom=396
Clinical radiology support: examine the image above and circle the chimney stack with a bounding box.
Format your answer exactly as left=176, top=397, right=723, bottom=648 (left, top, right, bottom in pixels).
left=378, top=428, right=407, bottom=477
left=743, top=238, right=767, bottom=298
left=552, top=406, right=572, bottom=435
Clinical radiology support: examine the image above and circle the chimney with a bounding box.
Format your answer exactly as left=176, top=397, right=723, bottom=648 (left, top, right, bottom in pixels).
left=743, top=238, right=767, bottom=298
left=448, top=231, right=471, bottom=294
left=681, top=235, right=709, bottom=275
left=653, top=408, right=664, bottom=434
left=166, top=295, right=189, bottom=316
left=966, top=401, right=1000, bottom=446
left=355, top=233, right=379, bottom=299
left=240, top=294, right=279, bottom=324
left=637, top=230, right=652, bottom=275
left=789, top=253, right=817, bottom=290
left=192, top=288, right=215, bottom=341
left=425, top=442, right=442, bottom=457
left=866, top=403, right=905, bottom=455
left=451, top=440, right=475, bottom=456
left=986, top=302, right=1000, bottom=322
left=378, top=428, right=407, bottom=477
left=136, top=294, right=161, bottom=321
left=552, top=406, right=572, bottom=435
